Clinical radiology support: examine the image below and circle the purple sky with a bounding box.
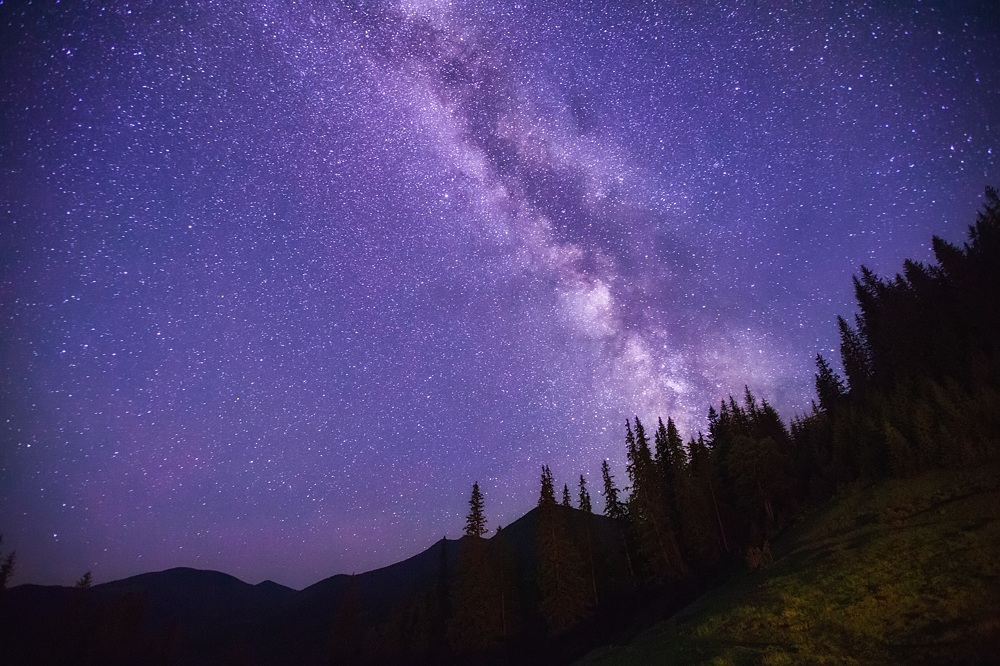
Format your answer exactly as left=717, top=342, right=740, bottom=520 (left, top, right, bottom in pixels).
left=2, top=0, right=997, bottom=590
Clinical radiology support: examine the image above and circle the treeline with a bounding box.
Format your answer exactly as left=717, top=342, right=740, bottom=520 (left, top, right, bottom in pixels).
left=377, top=186, right=1000, bottom=662
left=805, top=186, right=1000, bottom=480
left=330, top=477, right=638, bottom=665
left=603, top=186, right=1000, bottom=584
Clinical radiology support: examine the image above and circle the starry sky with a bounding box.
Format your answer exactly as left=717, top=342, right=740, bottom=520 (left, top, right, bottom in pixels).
left=1, top=0, right=997, bottom=590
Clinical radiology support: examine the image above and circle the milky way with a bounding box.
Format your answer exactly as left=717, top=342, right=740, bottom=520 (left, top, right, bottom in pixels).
left=2, top=0, right=997, bottom=589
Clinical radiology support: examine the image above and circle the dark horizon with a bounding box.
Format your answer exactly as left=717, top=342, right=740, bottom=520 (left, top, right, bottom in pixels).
left=2, top=0, right=998, bottom=590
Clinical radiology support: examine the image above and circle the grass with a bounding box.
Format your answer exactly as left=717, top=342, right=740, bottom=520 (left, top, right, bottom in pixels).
left=578, top=465, right=1000, bottom=665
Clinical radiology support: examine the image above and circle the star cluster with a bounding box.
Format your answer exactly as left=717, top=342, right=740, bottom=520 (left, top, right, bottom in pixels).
left=1, top=0, right=997, bottom=589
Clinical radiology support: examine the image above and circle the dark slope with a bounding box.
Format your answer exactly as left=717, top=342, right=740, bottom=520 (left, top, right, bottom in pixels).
left=1, top=567, right=299, bottom=665
left=579, top=465, right=1000, bottom=665
left=276, top=506, right=639, bottom=662
left=0, top=506, right=639, bottom=665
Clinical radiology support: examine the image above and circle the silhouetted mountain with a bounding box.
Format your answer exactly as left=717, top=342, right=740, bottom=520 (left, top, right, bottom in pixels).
left=0, top=506, right=642, bottom=665
left=1, top=567, right=301, bottom=664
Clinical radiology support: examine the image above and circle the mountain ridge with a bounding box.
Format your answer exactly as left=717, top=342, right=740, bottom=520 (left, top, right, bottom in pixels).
left=0, top=504, right=636, bottom=665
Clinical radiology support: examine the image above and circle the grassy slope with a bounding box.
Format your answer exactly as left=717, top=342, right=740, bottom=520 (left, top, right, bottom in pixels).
left=579, top=465, right=1000, bottom=665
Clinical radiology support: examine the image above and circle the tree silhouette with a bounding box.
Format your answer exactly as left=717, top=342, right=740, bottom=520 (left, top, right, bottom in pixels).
left=465, top=482, right=487, bottom=538
left=601, top=459, right=637, bottom=585
left=76, top=571, right=93, bottom=589
left=492, top=526, right=520, bottom=638
left=815, top=355, right=847, bottom=413
left=627, top=417, right=687, bottom=583
left=0, top=535, right=14, bottom=596
left=536, top=465, right=592, bottom=633
left=449, top=537, right=502, bottom=651
left=451, top=482, right=503, bottom=651
left=578, top=475, right=592, bottom=514
left=601, top=460, right=626, bottom=521
left=539, top=465, right=556, bottom=507
left=577, top=475, right=599, bottom=607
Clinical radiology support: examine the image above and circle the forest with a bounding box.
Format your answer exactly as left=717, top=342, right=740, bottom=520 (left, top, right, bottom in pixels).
left=418, top=185, right=1000, bottom=662
left=2, top=187, right=998, bottom=664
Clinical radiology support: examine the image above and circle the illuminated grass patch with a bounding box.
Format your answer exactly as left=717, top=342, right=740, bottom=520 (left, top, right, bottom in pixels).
left=579, top=466, right=1000, bottom=665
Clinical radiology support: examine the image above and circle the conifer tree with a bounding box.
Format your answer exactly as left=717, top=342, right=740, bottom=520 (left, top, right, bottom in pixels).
left=693, top=432, right=729, bottom=554
left=451, top=484, right=501, bottom=651
left=449, top=537, right=502, bottom=651
left=0, top=535, right=14, bottom=596
left=815, top=354, right=846, bottom=413
left=578, top=475, right=592, bottom=514
left=665, top=419, right=685, bottom=470
left=491, top=527, right=520, bottom=638
left=627, top=417, right=688, bottom=583
left=75, top=571, right=92, bottom=589
left=719, top=390, right=796, bottom=533
left=600, top=459, right=636, bottom=585
left=465, top=482, right=487, bottom=538
left=577, top=475, right=599, bottom=607
left=539, top=465, right=556, bottom=507
left=601, top=460, right=626, bottom=521
left=624, top=420, right=638, bottom=485
left=654, top=418, right=673, bottom=488
left=654, top=417, right=686, bottom=527
left=562, top=484, right=571, bottom=507
left=674, top=435, right=724, bottom=567
left=536, top=464, right=591, bottom=633
left=839, top=315, right=873, bottom=393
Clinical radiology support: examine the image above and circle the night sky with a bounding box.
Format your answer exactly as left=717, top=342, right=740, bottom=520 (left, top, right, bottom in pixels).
left=2, top=1, right=997, bottom=590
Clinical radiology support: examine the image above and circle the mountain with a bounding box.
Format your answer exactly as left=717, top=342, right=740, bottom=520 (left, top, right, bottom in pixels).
left=0, top=506, right=641, bottom=665
left=1, top=566, right=298, bottom=665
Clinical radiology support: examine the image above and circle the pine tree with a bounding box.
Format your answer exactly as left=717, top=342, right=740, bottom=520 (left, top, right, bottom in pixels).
left=451, top=484, right=502, bottom=651
left=536, top=488, right=592, bottom=633
left=75, top=571, right=92, bottom=589
left=839, top=315, right=873, bottom=393
left=578, top=475, right=592, bottom=514
left=465, top=482, right=487, bottom=538
left=601, top=460, right=626, bottom=521
left=654, top=417, right=684, bottom=492
left=600, top=459, right=637, bottom=586
left=675, top=435, right=724, bottom=568
left=815, top=354, right=846, bottom=412
left=0, top=535, right=14, bottom=596
left=561, top=484, right=571, bottom=507
left=654, top=417, right=671, bottom=481
left=449, top=536, right=502, bottom=651
left=627, top=417, right=688, bottom=583
left=694, top=432, right=729, bottom=554
left=624, top=420, right=638, bottom=487
left=539, top=466, right=556, bottom=507
left=654, top=417, right=686, bottom=527
left=723, top=390, right=796, bottom=532
left=492, top=526, right=520, bottom=638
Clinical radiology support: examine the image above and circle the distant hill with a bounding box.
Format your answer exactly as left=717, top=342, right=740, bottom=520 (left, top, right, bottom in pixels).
left=0, top=506, right=643, bottom=665
left=8, top=467, right=994, bottom=664
left=1, top=566, right=298, bottom=664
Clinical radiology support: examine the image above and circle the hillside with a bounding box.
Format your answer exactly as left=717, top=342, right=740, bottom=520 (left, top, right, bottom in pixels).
left=0, top=506, right=638, bottom=664
left=578, top=464, right=1000, bottom=665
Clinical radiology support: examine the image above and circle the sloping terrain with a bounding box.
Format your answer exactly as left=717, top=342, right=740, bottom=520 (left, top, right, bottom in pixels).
left=0, top=506, right=635, bottom=664
left=579, top=465, right=1000, bottom=665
